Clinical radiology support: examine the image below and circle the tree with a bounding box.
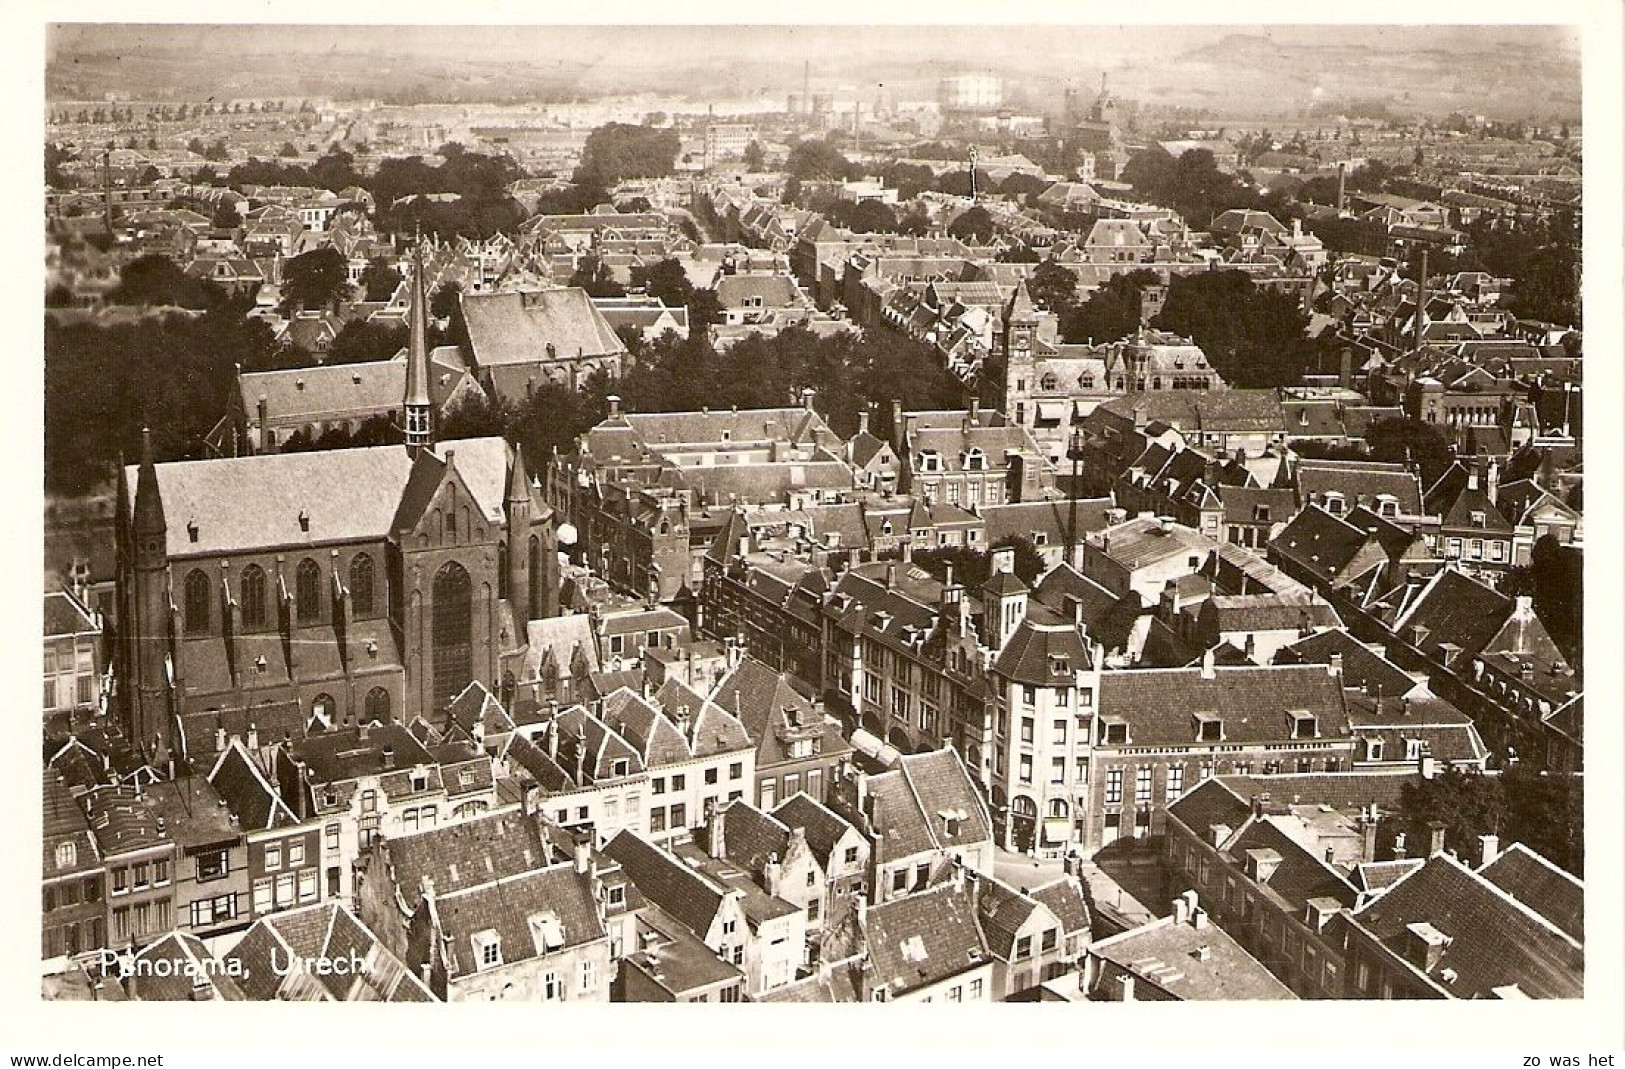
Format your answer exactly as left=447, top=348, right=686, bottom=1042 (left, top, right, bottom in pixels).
left=108, top=254, right=229, bottom=311
left=687, top=288, right=723, bottom=329
left=573, top=122, right=680, bottom=187
left=743, top=140, right=766, bottom=172
left=569, top=255, right=625, bottom=298
left=1061, top=269, right=1157, bottom=344
left=279, top=141, right=300, bottom=158
left=1393, top=765, right=1581, bottom=876
left=630, top=258, right=694, bottom=309
left=947, top=205, right=994, bottom=244
left=1028, top=258, right=1079, bottom=313
left=325, top=321, right=407, bottom=366
left=1506, top=244, right=1580, bottom=328
left=996, top=244, right=1041, bottom=264
left=359, top=258, right=404, bottom=303
left=785, top=138, right=852, bottom=181
left=440, top=392, right=512, bottom=441
left=1363, top=417, right=1454, bottom=486
left=1152, top=270, right=1314, bottom=387
left=280, top=247, right=353, bottom=314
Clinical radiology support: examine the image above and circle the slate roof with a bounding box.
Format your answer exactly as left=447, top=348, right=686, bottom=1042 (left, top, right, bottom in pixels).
left=44, top=591, right=99, bottom=638
left=992, top=619, right=1095, bottom=686
left=123, top=438, right=509, bottom=558
left=223, top=904, right=435, bottom=1001
left=207, top=741, right=298, bottom=831
left=1270, top=506, right=1384, bottom=586
left=1029, top=877, right=1092, bottom=936
left=43, top=776, right=102, bottom=880
left=128, top=933, right=245, bottom=1001
left=1295, top=459, right=1425, bottom=515
left=378, top=808, right=559, bottom=905
left=710, top=656, right=851, bottom=771
left=1478, top=844, right=1583, bottom=943
left=1348, top=853, right=1582, bottom=998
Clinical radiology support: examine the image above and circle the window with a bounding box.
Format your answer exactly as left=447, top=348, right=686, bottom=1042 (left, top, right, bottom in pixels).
left=650, top=808, right=667, bottom=833
left=297, top=868, right=318, bottom=904
left=1166, top=765, right=1185, bottom=802
left=349, top=553, right=375, bottom=615
left=475, top=931, right=503, bottom=970
left=132, top=862, right=150, bottom=889
left=1021, top=718, right=1035, bottom=743
left=580, top=960, right=596, bottom=992
left=1019, top=755, right=1033, bottom=783
left=265, top=843, right=282, bottom=871
left=785, top=773, right=800, bottom=797
left=1022, top=685, right=1036, bottom=707
left=184, top=569, right=211, bottom=634
left=729, top=762, right=743, bottom=780
left=276, top=872, right=295, bottom=906
left=892, top=869, right=908, bottom=894
left=1135, top=766, right=1153, bottom=803
left=1105, top=769, right=1123, bottom=805
left=288, top=841, right=305, bottom=866
left=672, top=775, right=686, bottom=791
left=54, top=842, right=76, bottom=870
left=759, top=781, right=776, bottom=810
left=111, top=867, right=128, bottom=895
left=252, top=879, right=272, bottom=915
left=360, top=790, right=377, bottom=814
left=1015, top=935, right=1032, bottom=959
left=652, top=777, right=666, bottom=796
left=365, top=687, right=391, bottom=722
left=844, top=846, right=860, bottom=866
left=153, top=859, right=170, bottom=886
left=1194, top=713, right=1223, bottom=742
left=1041, top=928, right=1058, bottom=952
left=704, top=767, right=718, bottom=786
left=295, top=558, right=321, bottom=623
left=1050, top=757, right=1066, bottom=784
left=670, top=803, right=686, bottom=828
left=1052, top=720, right=1067, bottom=744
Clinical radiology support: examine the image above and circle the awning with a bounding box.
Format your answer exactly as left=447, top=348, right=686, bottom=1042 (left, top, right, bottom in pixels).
left=1035, top=401, right=1067, bottom=423
left=1042, top=818, right=1071, bottom=845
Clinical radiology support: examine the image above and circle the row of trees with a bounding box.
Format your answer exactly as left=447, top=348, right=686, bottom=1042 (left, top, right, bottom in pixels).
left=1393, top=765, right=1583, bottom=877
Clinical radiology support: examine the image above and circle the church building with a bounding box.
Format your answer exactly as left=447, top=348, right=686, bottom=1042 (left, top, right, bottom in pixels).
left=114, top=245, right=560, bottom=763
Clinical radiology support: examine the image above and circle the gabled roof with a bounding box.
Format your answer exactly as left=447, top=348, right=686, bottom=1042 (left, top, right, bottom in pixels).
left=1478, top=844, right=1582, bottom=943
left=207, top=740, right=298, bottom=831
left=864, top=881, right=988, bottom=996
left=863, top=749, right=991, bottom=865
left=771, top=792, right=859, bottom=870
left=434, top=863, right=606, bottom=981
left=1097, top=664, right=1350, bottom=747
left=602, top=829, right=729, bottom=939
left=1348, top=853, right=1582, bottom=998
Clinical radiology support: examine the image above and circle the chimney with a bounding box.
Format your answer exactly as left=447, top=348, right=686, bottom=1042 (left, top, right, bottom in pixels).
left=573, top=829, right=591, bottom=875
left=886, top=562, right=898, bottom=588
left=709, top=801, right=727, bottom=860
left=257, top=396, right=271, bottom=453
left=1338, top=348, right=1353, bottom=390
left=968, top=396, right=981, bottom=426
left=246, top=723, right=259, bottom=751
left=1191, top=907, right=1209, bottom=931
left=1328, top=653, right=1343, bottom=678
left=359, top=720, right=372, bottom=742
left=607, top=394, right=622, bottom=419
left=801, top=387, right=816, bottom=411
left=764, top=852, right=783, bottom=897
left=1114, top=972, right=1136, bottom=1002
left=857, top=407, right=870, bottom=437
left=1200, top=647, right=1216, bottom=680
left=1477, top=833, right=1500, bottom=868
left=382, top=744, right=395, bottom=770
left=1413, top=249, right=1428, bottom=353
left=1171, top=894, right=1191, bottom=926
left=1427, top=820, right=1447, bottom=857
left=1392, top=832, right=1408, bottom=860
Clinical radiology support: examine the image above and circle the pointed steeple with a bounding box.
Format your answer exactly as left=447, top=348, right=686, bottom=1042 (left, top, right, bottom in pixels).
left=1007, top=278, right=1038, bottom=324
left=404, top=234, right=433, bottom=451
left=505, top=445, right=533, bottom=625
left=133, top=427, right=167, bottom=540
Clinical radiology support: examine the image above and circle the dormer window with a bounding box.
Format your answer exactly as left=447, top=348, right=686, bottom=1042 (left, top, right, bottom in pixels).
left=1253, top=505, right=1272, bottom=522
left=919, top=451, right=942, bottom=473
left=1194, top=712, right=1223, bottom=743
left=1366, top=737, right=1384, bottom=762
left=529, top=911, right=566, bottom=953
left=55, top=842, right=76, bottom=870
left=1099, top=719, right=1129, bottom=745
left=612, top=758, right=630, bottom=778
left=410, top=770, right=429, bottom=792
left=474, top=929, right=503, bottom=969
left=1470, top=510, right=1486, bottom=528
left=1377, top=495, right=1399, bottom=518
left=1322, top=492, right=1345, bottom=516
left=964, top=448, right=987, bottom=472
left=1048, top=654, right=1071, bottom=677
left=1404, top=737, right=1424, bottom=762
left=1288, top=710, right=1319, bottom=740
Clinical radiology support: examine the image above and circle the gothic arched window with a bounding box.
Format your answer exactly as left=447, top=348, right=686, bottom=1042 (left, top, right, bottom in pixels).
left=295, top=558, right=321, bottom=624
left=349, top=553, right=375, bottom=616
left=432, top=561, right=473, bottom=710
left=497, top=542, right=508, bottom=600
left=364, top=687, right=391, bottom=723
left=527, top=535, right=542, bottom=615
left=183, top=569, right=211, bottom=634
left=240, top=565, right=266, bottom=628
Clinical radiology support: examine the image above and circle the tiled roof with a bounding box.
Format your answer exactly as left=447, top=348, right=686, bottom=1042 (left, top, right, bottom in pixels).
left=602, top=830, right=728, bottom=939
left=1088, top=915, right=1296, bottom=1000
left=771, top=792, right=858, bottom=870
left=992, top=620, right=1095, bottom=686
left=379, top=808, right=559, bottom=905
left=436, top=863, right=606, bottom=979
left=1029, top=877, right=1092, bottom=936
left=129, top=933, right=245, bottom=1001
left=207, top=741, right=297, bottom=831
left=1225, top=817, right=1359, bottom=912
left=1350, top=853, right=1582, bottom=998
left=1097, top=665, right=1350, bottom=748
left=864, top=882, right=988, bottom=996
left=1270, top=506, right=1382, bottom=585
left=124, top=438, right=509, bottom=558
left=1166, top=777, right=1254, bottom=840
left=865, top=749, right=992, bottom=866
left=461, top=288, right=625, bottom=368
left=1478, top=844, right=1582, bottom=943
left=43, top=776, right=102, bottom=879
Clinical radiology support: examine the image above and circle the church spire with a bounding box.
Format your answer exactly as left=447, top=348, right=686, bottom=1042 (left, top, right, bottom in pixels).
left=133, top=426, right=167, bottom=541
left=1007, top=277, right=1038, bottom=323
left=404, top=234, right=433, bottom=452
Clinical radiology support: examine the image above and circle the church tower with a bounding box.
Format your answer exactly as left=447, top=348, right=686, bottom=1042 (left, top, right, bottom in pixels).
left=1000, top=279, right=1040, bottom=425
left=404, top=239, right=434, bottom=452
left=130, top=427, right=172, bottom=755
left=504, top=446, right=533, bottom=625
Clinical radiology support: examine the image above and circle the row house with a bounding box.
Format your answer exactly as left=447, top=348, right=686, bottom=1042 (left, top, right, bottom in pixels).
left=145, top=775, right=252, bottom=941
left=500, top=710, right=647, bottom=845
left=1084, top=890, right=1295, bottom=1001
left=209, top=742, right=324, bottom=924
left=43, top=777, right=108, bottom=962
left=711, top=655, right=852, bottom=810
left=84, top=785, right=178, bottom=953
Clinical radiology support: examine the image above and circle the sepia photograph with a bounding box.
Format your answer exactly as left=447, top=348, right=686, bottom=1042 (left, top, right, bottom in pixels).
left=26, top=10, right=1615, bottom=1040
